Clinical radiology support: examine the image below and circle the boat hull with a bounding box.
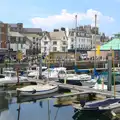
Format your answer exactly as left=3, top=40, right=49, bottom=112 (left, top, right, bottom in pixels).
left=17, top=86, right=58, bottom=96
left=80, top=81, right=96, bottom=87
left=59, top=79, right=82, bottom=86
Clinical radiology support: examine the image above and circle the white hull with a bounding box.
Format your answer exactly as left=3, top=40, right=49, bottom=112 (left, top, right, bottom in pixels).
left=17, top=85, right=58, bottom=96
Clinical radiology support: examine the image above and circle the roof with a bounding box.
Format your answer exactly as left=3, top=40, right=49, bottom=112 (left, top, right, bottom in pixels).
left=100, top=38, right=120, bottom=50
left=49, top=31, right=66, bottom=40
left=23, top=28, right=42, bottom=33
left=24, top=33, right=42, bottom=38
left=9, top=23, right=17, bottom=27
left=8, top=32, right=24, bottom=37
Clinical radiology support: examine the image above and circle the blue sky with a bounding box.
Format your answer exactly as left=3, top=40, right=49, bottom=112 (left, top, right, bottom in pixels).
left=0, top=0, right=119, bottom=35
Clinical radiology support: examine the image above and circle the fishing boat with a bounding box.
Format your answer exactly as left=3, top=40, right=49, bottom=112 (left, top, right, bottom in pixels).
left=59, top=73, right=93, bottom=86
left=16, top=84, right=58, bottom=96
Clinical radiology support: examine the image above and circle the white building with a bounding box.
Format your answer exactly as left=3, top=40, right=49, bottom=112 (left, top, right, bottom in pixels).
left=41, top=30, right=68, bottom=55
left=67, top=25, right=101, bottom=50
left=68, top=29, right=92, bottom=50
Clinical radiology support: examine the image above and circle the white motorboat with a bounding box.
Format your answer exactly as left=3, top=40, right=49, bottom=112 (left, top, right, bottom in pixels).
left=27, top=64, right=47, bottom=74
left=28, top=67, right=66, bottom=80
left=72, top=98, right=120, bottom=116
left=16, top=84, right=58, bottom=96
left=59, top=73, right=93, bottom=86
left=78, top=74, right=91, bottom=80
left=42, top=67, right=66, bottom=80
left=0, top=70, right=28, bottom=84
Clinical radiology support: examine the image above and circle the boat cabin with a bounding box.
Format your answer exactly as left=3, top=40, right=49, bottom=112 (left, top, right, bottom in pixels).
left=3, top=71, right=17, bottom=77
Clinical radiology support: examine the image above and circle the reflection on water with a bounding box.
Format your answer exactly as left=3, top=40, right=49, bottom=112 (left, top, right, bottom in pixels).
left=0, top=91, right=119, bottom=120
left=72, top=109, right=112, bottom=120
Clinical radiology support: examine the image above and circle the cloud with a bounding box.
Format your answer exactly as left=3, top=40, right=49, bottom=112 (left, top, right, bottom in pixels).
left=31, top=9, right=115, bottom=30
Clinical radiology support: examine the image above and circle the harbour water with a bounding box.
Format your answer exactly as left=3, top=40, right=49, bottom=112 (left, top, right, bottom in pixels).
left=0, top=90, right=117, bottom=120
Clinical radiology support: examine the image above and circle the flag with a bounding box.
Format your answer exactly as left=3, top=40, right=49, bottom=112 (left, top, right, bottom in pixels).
left=96, top=45, right=100, bottom=55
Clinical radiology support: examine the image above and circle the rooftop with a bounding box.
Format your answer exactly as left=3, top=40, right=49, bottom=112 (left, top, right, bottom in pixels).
left=8, top=31, right=24, bottom=37
left=100, top=38, right=120, bottom=50
left=49, top=31, right=66, bottom=40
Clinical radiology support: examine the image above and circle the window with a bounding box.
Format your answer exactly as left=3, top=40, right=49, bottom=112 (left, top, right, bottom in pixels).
left=81, top=45, right=83, bottom=48
left=53, top=41, right=57, bottom=45
left=21, top=43, right=23, bottom=49
left=23, top=38, right=26, bottom=44
left=71, top=44, right=74, bottom=49
left=62, top=47, right=66, bottom=52
left=44, top=47, right=47, bottom=51
left=71, top=38, right=74, bottom=42
left=44, top=41, right=48, bottom=45
left=53, top=47, right=57, bottom=51
left=18, top=37, right=21, bottom=43
left=79, top=39, right=81, bottom=42
left=63, top=41, right=66, bottom=45
left=36, top=38, right=38, bottom=41
left=10, top=37, right=16, bottom=43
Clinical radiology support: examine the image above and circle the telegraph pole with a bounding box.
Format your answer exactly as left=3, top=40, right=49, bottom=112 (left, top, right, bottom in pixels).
left=75, top=15, right=77, bottom=66
left=94, top=14, right=97, bottom=71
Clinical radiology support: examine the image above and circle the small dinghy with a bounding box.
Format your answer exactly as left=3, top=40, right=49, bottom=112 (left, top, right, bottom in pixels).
left=16, top=84, right=58, bottom=96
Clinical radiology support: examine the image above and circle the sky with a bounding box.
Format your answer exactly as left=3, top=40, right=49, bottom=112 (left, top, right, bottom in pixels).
left=0, top=0, right=120, bottom=36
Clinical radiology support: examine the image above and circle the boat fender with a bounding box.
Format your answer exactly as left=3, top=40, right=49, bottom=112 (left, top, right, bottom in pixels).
left=32, top=89, right=36, bottom=94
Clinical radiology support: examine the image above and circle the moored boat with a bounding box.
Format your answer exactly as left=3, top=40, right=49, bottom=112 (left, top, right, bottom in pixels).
left=16, top=84, right=58, bottom=96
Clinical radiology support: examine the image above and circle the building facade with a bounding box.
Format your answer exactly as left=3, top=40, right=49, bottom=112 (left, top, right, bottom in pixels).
left=67, top=25, right=101, bottom=52
left=41, top=30, right=68, bottom=56
left=8, top=23, right=42, bottom=55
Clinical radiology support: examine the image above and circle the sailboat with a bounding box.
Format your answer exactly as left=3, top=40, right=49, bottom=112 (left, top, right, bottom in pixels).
left=16, top=54, right=58, bottom=96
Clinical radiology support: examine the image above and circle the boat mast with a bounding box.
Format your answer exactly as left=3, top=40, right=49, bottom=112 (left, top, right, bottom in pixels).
left=94, top=14, right=97, bottom=76
left=75, top=15, right=77, bottom=66
left=112, top=49, right=116, bottom=97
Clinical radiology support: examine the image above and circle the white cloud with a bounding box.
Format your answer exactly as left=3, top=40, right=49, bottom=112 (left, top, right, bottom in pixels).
left=31, top=9, right=115, bottom=30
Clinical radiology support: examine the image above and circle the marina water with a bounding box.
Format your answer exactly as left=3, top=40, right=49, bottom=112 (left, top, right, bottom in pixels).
left=0, top=90, right=116, bottom=120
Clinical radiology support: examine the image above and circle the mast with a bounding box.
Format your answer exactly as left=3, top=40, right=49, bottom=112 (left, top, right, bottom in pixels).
left=94, top=14, right=97, bottom=73
left=75, top=15, right=77, bottom=66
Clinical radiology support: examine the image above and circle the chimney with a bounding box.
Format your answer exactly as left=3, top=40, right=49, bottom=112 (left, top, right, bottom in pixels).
left=54, top=29, right=59, bottom=32
left=61, top=27, right=65, bottom=31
